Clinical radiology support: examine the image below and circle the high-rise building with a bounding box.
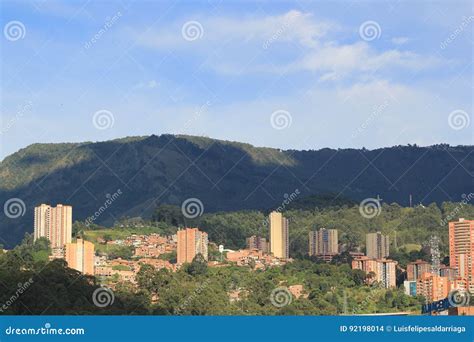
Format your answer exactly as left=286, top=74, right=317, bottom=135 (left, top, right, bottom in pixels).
left=269, top=212, right=289, bottom=259
left=308, top=228, right=338, bottom=257
left=34, top=204, right=72, bottom=249
left=366, top=232, right=389, bottom=259
left=439, top=265, right=458, bottom=281
left=65, top=238, right=95, bottom=275
left=351, top=256, right=397, bottom=288
left=449, top=218, right=474, bottom=292
left=177, top=228, right=208, bottom=264
left=407, top=260, right=431, bottom=281
left=246, top=235, right=268, bottom=253
left=416, top=273, right=450, bottom=302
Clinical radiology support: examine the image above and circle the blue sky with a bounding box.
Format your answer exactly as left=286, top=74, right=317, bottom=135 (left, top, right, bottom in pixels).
left=1, top=0, right=472, bottom=160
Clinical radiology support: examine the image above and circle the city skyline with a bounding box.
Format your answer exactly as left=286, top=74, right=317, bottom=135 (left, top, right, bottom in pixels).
left=7, top=196, right=474, bottom=316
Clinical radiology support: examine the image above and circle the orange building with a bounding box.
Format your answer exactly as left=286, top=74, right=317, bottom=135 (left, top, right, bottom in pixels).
left=416, top=273, right=450, bottom=302
left=34, top=204, right=72, bottom=248
left=177, top=228, right=208, bottom=264
left=407, top=260, right=431, bottom=281
left=449, top=219, right=474, bottom=292
left=352, top=256, right=397, bottom=288
left=65, top=239, right=95, bottom=275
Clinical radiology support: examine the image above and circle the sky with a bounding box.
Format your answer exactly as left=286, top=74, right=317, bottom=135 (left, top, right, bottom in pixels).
left=1, top=0, right=472, bottom=160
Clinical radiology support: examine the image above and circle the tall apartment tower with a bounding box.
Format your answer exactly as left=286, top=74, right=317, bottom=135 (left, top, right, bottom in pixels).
left=269, top=211, right=289, bottom=259
left=177, top=228, right=209, bottom=264
left=34, top=204, right=72, bottom=249
left=246, top=235, right=268, bottom=253
left=65, top=238, right=95, bottom=275
left=308, top=228, right=338, bottom=256
left=366, top=232, right=390, bottom=259
left=352, top=256, right=397, bottom=288
left=449, top=218, right=474, bottom=292
left=406, top=260, right=432, bottom=281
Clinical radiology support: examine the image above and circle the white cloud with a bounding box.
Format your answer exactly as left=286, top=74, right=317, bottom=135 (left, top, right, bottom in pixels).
left=132, top=10, right=336, bottom=50
left=128, top=10, right=443, bottom=82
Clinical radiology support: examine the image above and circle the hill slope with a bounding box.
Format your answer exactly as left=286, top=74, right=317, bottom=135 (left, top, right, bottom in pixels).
left=1, top=134, right=472, bottom=247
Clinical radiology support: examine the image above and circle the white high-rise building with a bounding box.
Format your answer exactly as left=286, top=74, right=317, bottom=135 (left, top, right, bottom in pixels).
left=34, top=204, right=72, bottom=248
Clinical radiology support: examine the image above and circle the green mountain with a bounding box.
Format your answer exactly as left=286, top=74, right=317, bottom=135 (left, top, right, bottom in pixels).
left=1, top=134, right=472, bottom=248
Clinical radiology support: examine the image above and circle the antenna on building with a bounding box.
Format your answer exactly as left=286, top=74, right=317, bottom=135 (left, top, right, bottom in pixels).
left=429, top=235, right=440, bottom=276
left=409, top=194, right=413, bottom=208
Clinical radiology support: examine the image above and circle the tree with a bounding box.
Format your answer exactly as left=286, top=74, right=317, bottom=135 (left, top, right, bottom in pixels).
left=185, top=254, right=208, bottom=276
left=152, top=205, right=184, bottom=227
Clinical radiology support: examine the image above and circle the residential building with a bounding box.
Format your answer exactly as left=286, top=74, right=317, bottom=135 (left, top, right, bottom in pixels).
left=440, top=265, right=458, bottom=280
left=351, top=256, right=397, bottom=288
left=377, top=259, right=397, bottom=289
left=449, top=218, right=474, bottom=292
left=407, top=260, right=431, bottom=281
left=269, top=211, right=289, bottom=259
left=366, top=232, right=390, bottom=259
left=416, top=273, right=449, bottom=302
left=246, top=235, right=268, bottom=253
left=308, top=228, right=338, bottom=257
left=403, top=280, right=417, bottom=296
left=177, top=228, right=208, bottom=264
left=65, top=238, right=95, bottom=275
left=34, top=204, right=72, bottom=249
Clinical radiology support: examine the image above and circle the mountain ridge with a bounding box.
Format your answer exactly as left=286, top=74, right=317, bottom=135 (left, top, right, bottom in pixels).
left=1, top=134, right=472, bottom=248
